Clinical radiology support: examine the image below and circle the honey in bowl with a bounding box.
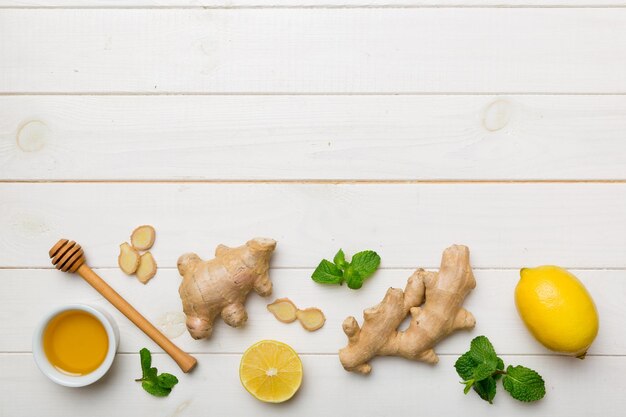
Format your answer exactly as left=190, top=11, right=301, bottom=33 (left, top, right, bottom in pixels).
left=43, top=310, right=109, bottom=376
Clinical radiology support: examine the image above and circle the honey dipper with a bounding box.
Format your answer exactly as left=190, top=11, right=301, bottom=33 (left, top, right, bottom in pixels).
left=49, top=239, right=197, bottom=373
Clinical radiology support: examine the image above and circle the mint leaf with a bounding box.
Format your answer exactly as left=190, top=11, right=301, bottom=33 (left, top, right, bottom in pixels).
left=502, top=365, right=546, bottom=402
left=157, top=373, right=179, bottom=389
left=311, top=249, right=381, bottom=289
left=463, top=379, right=475, bottom=394
left=350, top=250, right=381, bottom=279
left=142, top=380, right=172, bottom=397
left=136, top=348, right=179, bottom=397
left=311, top=259, right=343, bottom=284
left=333, top=249, right=347, bottom=270
left=473, top=376, right=497, bottom=404
left=140, top=348, right=151, bottom=378
left=468, top=336, right=498, bottom=373
left=344, top=265, right=364, bottom=289
left=455, top=337, right=546, bottom=404
left=494, top=357, right=505, bottom=381
left=145, top=367, right=158, bottom=381
left=454, top=352, right=476, bottom=381
left=472, top=363, right=497, bottom=382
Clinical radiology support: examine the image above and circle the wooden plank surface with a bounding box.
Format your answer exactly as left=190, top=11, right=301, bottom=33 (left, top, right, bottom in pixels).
left=1, top=268, right=622, bottom=355
left=3, top=0, right=626, bottom=7
left=2, top=183, right=625, bottom=269
left=2, top=2, right=624, bottom=416
left=2, top=353, right=624, bottom=417
left=3, top=95, right=626, bottom=181
left=2, top=9, right=626, bottom=93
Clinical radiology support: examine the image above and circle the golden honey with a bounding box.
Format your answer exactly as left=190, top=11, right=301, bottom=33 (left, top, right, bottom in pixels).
left=43, top=310, right=109, bottom=376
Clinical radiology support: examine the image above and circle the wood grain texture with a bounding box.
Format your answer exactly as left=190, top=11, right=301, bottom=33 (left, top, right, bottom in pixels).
left=2, top=9, right=626, bottom=93
left=2, top=183, right=625, bottom=269
left=1, top=268, right=622, bottom=354
left=3, top=95, right=626, bottom=180
left=2, top=0, right=626, bottom=7
left=3, top=353, right=625, bottom=417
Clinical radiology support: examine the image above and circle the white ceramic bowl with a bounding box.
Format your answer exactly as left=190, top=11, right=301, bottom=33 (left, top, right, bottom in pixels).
left=33, top=304, right=119, bottom=387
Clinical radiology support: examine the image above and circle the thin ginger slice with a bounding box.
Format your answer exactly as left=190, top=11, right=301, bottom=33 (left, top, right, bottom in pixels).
left=296, top=308, right=326, bottom=332
left=136, top=251, right=157, bottom=284
left=131, top=225, right=156, bottom=251
left=118, top=242, right=140, bottom=275
left=267, top=298, right=298, bottom=323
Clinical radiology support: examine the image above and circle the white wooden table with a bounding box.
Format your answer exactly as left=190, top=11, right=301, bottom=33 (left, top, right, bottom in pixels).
left=1, top=1, right=626, bottom=416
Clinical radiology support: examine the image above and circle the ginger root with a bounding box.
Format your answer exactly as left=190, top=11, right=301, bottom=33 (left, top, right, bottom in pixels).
left=177, top=238, right=276, bottom=340
left=339, top=244, right=476, bottom=374
left=131, top=225, right=156, bottom=250
left=296, top=308, right=326, bottom=332
left=136, top=251, right=157, bottom=284
left=118, top=243, right=140, bottom=275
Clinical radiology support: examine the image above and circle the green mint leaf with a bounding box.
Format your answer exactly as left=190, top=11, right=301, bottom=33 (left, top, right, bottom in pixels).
left=463, top=379, right=474, bottom=394
left=137, top=348, right=179, bottom=397
left=157, top=373, right=179, bottom=389
left=345, top=265, right=364, bottom=289
left=333, top=249, right=347, bottom=270
left=142, top=380, right=172, bottom=397
left=473, top=376, right=497, bottom=404
left=311, top=259, right=343, bottom=284
left=145, top=367, right=158, bottom=381
left=139, top=348, right=151, bottom=378
left=468, top=336, right=498, bottom=373
left=454, top=352, right=476, bottom=381
left=350, top=250, right=381, bottom=279
left=502, top=365, right=546, bottom=402
left=494, top=357, right=505, bottom=380
left=472, top=363, right=497, bottom=382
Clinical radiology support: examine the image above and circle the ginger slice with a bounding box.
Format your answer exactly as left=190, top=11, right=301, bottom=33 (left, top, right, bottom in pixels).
left=118, top=242, right=140, bottom=275
left=131, top=225, right=156, bottom=251
left=136, top=251, right=157, bottom=284
left=296, top=308, right=326, bottom=332
left=267, top=298, right=298, bottom=323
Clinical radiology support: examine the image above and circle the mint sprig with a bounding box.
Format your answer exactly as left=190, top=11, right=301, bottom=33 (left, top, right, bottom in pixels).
left=135, top=348, right=179, bottom=397
left=455, top=336, right=545, bottom=404
left=502, top=365, right=546, bottom=402
left=311, top=249, right=380, bottom=289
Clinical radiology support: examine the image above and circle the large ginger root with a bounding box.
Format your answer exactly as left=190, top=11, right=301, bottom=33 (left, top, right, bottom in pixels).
left=177, top=238, right=276, bottom=340
left=339, top=244, right=476, bottom=374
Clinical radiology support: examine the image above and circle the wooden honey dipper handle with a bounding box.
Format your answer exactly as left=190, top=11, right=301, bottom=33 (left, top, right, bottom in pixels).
left=49, top=239, right=197, bottom=373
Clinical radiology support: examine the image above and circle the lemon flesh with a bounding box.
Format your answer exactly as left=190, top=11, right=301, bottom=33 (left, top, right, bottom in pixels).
left=515, top=266, right=599, bottom=357
left=239, top=340, right=303, bottom=403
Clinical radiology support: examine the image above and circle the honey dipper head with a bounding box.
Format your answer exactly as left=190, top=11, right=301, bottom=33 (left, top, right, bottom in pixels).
left=49, top=239, right=85, bottom=273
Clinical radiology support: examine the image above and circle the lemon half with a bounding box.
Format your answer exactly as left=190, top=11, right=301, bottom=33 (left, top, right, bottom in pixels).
left=515, top=266, right=599, bottom=357
left=239, top=340, right=303, bottom=403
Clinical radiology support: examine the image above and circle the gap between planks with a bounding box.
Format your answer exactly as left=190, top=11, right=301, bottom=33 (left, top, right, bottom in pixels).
left=2, top=179, right=626, bottom=184
left=2, top=5, right=626, bottom=9
left=5, top=92, right=626, bottom=96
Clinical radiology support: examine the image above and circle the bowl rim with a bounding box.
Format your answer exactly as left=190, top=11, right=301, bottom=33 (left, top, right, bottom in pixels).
left=32, top=303, right=119, bottom=387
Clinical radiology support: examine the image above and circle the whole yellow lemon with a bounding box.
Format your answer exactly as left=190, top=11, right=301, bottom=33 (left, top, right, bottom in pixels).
left=515, top=266, right=599, bottom=358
